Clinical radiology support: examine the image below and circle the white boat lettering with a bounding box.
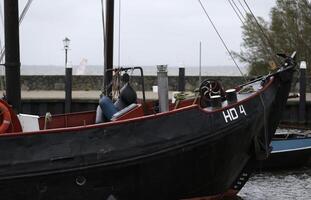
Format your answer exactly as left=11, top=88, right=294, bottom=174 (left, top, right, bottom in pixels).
left=223, top=105, right=247, bottom=123
left=239, top=105, right=247, bottom=116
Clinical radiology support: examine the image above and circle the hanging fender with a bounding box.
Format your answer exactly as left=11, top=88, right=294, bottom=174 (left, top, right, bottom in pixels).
left=0, top=102, right=11, bottom=134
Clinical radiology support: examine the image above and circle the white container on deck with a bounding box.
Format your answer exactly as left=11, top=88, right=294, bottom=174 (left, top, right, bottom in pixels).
left=17, top=114, right=40, bottom=132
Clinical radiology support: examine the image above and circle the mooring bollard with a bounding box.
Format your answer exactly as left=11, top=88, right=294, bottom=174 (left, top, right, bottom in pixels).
left=178, top=67, right=185, bottom=92
left=157, top=65, right=169, bottom=112
left=299, top=61, right=306, bottom=124
left=65, top=67, right=72, bottom=113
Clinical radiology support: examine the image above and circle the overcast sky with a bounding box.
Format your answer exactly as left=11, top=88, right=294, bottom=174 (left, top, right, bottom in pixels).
left=1, top=0, right=276, bottom=67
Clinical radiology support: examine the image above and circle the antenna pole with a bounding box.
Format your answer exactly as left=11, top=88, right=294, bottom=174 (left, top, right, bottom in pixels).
left=118, top=0, right=121, bottom=67
left=4, top=0, right=21, bottom=112
left=199, top=41, right=202, bottom=85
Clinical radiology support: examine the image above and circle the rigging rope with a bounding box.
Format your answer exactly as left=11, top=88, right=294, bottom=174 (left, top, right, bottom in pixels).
left=227, top=0, right=245, bottom=26
left=0, top=1, right=4, bottom=64
left=0, top=2, right=3, bottom=28
left=230, top=0, right=262, bottom=75
left=0, top=2, right=3, bottom=50
left=118, top=0, right=121, bottom=67
left=197, top=0, right=247, bottom=82
left=0, top=2, right=4, bottom=92
left=227, top=0, right=280, bottom=70
left=19, top=0, right=34, bottom=25
left=242, top=0, right=279, bottom=64
left=237, top=0, right=248, bottom=14
left=100, top=0, right=107, bottom=95
left=234, top=0, right=278, bottom=69
left=231, top=0, right=246, bottom=21
left=0, top=0, right=34, bottom=63
left=0, top=0, right=34, bottom=92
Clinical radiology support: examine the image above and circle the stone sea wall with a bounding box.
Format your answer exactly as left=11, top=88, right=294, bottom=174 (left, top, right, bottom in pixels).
left=17, top=75, right=247, bottom=91
left=0, top=75, right=305, bottom=92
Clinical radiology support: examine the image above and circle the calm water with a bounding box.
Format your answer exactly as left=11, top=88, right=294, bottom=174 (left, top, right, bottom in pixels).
left=239, top=168, right=311, bottom=200
left=238, top=129, right=311, bottom=200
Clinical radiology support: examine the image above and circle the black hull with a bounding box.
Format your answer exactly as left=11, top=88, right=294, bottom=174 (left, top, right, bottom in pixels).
left=1, top=126, right=251, bottom=200
left=0, top=67, right=294, bottom=200
left=0, top=110, right=255, bottom=200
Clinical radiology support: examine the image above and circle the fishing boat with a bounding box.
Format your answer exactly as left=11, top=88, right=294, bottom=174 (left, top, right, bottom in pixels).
left=0, top=53, right=296, bottom=200
left=0, top=1, right=297, bottom=199
left=258, top=130, right=311, bottom=170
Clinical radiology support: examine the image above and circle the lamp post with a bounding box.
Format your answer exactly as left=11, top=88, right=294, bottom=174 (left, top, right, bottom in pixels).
left=63, top=37, right=72, bottom=113
left=63, top=37, right=70, bottom=67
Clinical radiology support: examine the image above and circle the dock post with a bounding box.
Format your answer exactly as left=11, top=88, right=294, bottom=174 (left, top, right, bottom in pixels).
left=65, top=67, right=72, bottom=113
left=157, top=65, right=169, bottom=112
left=178, top=67, right=185, bottom=92
left=299, top=61, right=306, bottom=124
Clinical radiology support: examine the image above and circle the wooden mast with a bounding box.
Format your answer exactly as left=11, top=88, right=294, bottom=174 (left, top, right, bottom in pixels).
left=104, top=0, right=114, bottom=98
left=4, top=0, right=21, bottom=112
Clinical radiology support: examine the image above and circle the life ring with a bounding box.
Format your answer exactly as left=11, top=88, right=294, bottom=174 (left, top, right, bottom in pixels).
left=0, top=103, right=11, bottom=133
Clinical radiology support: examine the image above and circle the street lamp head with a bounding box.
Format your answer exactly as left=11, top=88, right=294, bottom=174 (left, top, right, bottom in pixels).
left=63, top=37, right=70, bottom=50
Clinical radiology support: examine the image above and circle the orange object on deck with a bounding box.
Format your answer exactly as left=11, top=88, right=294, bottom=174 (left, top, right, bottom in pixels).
left=0, top=99, right=22, bottom=134
left=0, top=101, right=11, bottom=133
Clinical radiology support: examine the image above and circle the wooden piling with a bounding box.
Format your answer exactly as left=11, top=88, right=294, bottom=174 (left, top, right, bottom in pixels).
left=65, top=67, right=72, bottom=113
left=299, top=61, right=307, bottom=124
left=178, top=67, right=185, bottom=92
